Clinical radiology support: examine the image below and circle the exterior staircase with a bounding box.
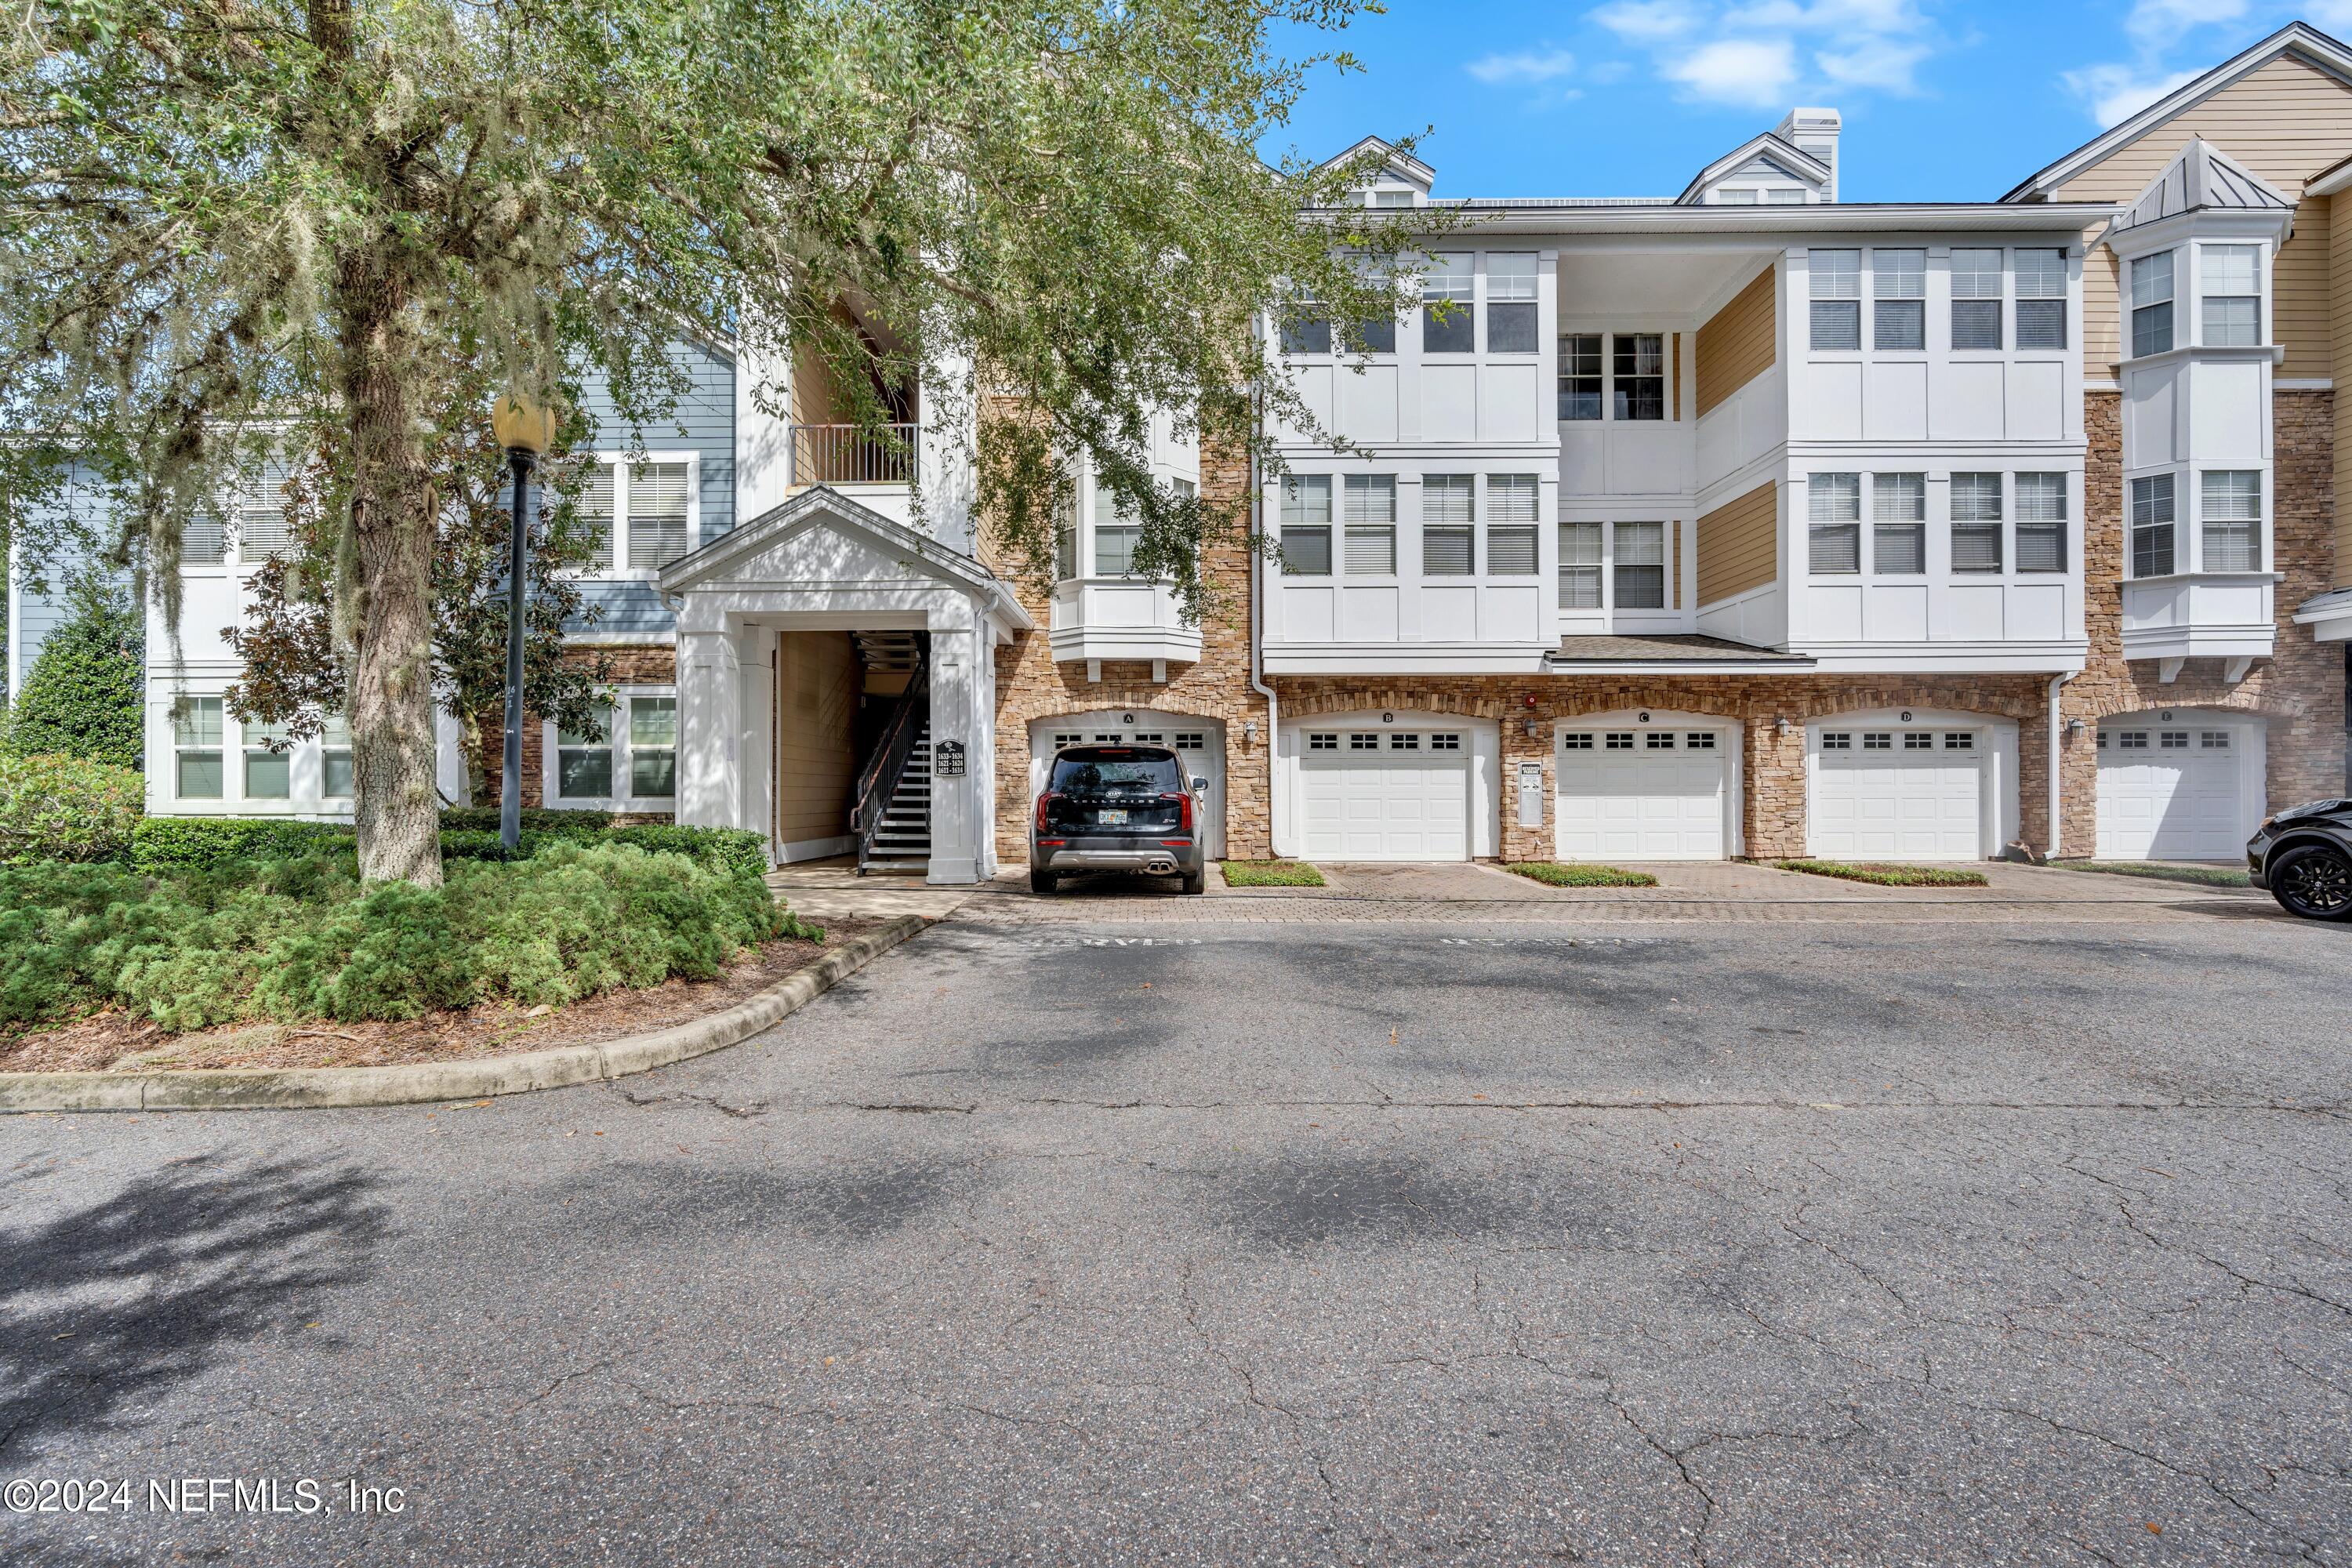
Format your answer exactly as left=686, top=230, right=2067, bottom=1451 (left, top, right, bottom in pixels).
left=863, top=721, right=933, bottom=872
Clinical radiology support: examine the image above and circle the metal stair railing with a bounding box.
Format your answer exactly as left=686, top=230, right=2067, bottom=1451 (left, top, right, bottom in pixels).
left=853, top=658, right=930, bottom=874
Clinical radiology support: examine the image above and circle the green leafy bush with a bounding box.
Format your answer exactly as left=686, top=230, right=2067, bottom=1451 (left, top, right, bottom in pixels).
left=132, top=816, right=356, bottom=871
left=0, top=753, right=145, bottom=864
left=3, top=576, right=145, bottom=769
left=129, top=810, right=769, bottom=886
left=0, top=841, right=795, bottom=1033
left=1504, top=862, right=1659, bottom=887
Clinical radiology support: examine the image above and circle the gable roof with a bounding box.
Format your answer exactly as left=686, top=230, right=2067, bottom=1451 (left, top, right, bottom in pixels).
left=2110, top=137, right=2296, bottom=234
left=1676, top=132, right=1831, bottom=205
left=656, top=484, right=1034, bottom=631
left=2003, top=21, right=2352, bottom=201
left=1316, top=135, right=1436, bottom=193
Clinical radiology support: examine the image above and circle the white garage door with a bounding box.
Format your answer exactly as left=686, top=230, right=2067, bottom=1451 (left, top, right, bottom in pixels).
left=1810, top=728, right=1984, bottom=861
left=1299, top=728, right=1469, bottom=861
left=1036, top=717, right=1225, bottom=858
left=1555, top=728, right=1726, bottom=860
left=2096, top=723, right=2247, bottom=861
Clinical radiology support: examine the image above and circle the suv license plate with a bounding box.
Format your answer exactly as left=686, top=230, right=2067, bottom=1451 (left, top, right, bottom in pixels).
left=1099, top=809, right=1128, bottom=826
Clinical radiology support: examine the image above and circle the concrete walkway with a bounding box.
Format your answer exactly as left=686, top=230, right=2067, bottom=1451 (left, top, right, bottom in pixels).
left=766, top=857, right=982, bottom=924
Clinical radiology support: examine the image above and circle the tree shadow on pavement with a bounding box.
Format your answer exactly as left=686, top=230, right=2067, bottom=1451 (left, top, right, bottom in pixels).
left=0, top=1153, right=388, bottom=1460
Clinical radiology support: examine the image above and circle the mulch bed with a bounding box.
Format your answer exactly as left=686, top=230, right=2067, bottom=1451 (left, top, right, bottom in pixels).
left=0, top=918, right=887, bottom=1076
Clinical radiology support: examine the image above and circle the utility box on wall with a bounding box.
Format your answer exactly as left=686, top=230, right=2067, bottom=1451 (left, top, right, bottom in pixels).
left=1515, top=760, right=1545, bottom=829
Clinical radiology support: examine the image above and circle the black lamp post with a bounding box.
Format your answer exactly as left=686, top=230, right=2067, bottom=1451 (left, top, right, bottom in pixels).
left=491, top=390, right=557, bottom=857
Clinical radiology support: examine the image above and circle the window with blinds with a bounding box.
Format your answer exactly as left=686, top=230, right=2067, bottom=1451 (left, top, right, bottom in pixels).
left=1808, top=473, right=1860, bottom=574
left=1873, top=249, right=1926, bottom=350
left=1422, top=254, right=1474, bottom=354
left=626, top=463, right=691, bottom=569
left=183, top=513, right=227, bottom=566
left=1053, top=488, right=1079, bottom=580
left=1422, top=476, right=1475, bottom=575
left=2201, top=470, right=2260, bottom=571
left=2016, top=249, right=2067, bottom=349
left=1951, top=472, right=2002, bottom=572
left=1342, top=474, right=1396, bottom=575
left=238, top=477, right=293, bottom=560
left=1486, top=475, right=1538, bottom=577
left=1613, top=521, right=1665, bottom=608
left=1809, top=250, right=1860, bottom=350
left=575, top=462, right=618, bottom=570
left=1872, top=473, right=1926, bottom=574
left=2130, top=473, right=2175, bottom=577
left=2016, top=473, right=2067, bottom=572
left=2201, top=245, right=2259, bottom=347
left=2130, top=252, right=2175, bottom=358
left=1951, top=249, right=2002, bottom=351
left=1486, top=253, right=1539, bottom=353
left=1092, top=481, right=1142, bottom=575
left=1559, top=521, right=1602, bottom=608
left=1280, top=474, right=1333, bottom=575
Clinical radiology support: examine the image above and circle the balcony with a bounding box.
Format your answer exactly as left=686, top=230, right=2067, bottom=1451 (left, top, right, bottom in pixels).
left=2119, top=572, right=2278, bottom=681
left=1047, top=576, right=1203, bottom=675
left=789, top=423, right=919, bottom=488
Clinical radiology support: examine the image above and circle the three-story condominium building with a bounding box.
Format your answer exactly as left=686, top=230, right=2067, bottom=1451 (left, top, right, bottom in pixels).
left=92, top=23, right=2352, bottom=880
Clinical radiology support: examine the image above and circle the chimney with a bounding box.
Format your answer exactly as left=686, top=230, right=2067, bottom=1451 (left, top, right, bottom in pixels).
left=1777, top=107, right=1842, bottom=202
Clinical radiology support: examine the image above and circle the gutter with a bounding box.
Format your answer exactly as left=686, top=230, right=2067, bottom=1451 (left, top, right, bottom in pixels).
left=1247, top=434, right=1281, bottom=859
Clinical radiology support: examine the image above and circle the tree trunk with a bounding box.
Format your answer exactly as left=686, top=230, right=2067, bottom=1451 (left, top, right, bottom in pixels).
left=339, top=247, right=445, bottom=887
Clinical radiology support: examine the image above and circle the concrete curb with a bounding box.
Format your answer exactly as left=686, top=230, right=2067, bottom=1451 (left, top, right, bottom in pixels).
left=0, top=915, right=931, bottom=1115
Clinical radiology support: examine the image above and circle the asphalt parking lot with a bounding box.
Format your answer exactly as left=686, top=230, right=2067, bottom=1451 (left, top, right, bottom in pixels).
left=3, top=884, right=2347, bottom=1565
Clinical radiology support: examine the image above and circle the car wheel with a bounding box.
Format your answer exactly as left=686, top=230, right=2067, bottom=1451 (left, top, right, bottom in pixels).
left=1181, top=869, right=1206, bottom=895
left=1030, top=870, right=1059, bottom=895
left=2269, top=844, right=2352, bottom=921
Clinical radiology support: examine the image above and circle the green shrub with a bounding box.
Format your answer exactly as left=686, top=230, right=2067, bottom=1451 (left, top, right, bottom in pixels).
left=0, top=753, right=146, bottom=863
left=132, top=816, right=356, bottom=871
left=1218, top=859, right=1326, bottom=887
left=3, top=576, right=145, bottom=769
left=0, top=841, right=795, bottom=1033
left=1504, top=862, right=1659, bottom=887
left=1774, top=858, right=1990, bottom=887
left=434, top=815, right=768, bottom=882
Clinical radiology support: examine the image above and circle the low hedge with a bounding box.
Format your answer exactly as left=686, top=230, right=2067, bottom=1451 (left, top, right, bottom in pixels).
left=130, top=816, right=355, bottom=872
left=0, top=753, right=146, bottom=864
left=131, top=811, right=770, bottom=884
left=0, top=840, right=800, bottom=1033
left=1218, top=859, right=1326, bottom=887
left=1504, top=862, right=1659, bottom=887
left=1774, top=858, right=1990, bottom=887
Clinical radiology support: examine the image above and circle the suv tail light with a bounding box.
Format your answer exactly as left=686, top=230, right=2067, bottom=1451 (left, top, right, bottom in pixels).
left=1160, top=792, right=1193, bottom=833
left=1036, top=792, right=1061, bottom=833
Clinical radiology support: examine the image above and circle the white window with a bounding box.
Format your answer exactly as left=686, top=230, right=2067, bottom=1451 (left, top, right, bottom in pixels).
left=1873, top=249, right=1926, bottom=350
left=183, top=509, right=227, bottom=567
left=1951, top=473, right=2002, bottom=572
left=1903, top=731, right=1934, bottom=751
left=1422, top=254, right=1475, bottom=354
left=1810, top=251, right=1861, bottom=350
left=1605, top=731, right=1635, bottom=750
left=1951, top=249, right=2002, bottom=350
left=1053, top=488, right=1079, bottom=581
left=2201, top=470, right=2261, bottom=572
left=1389, top=732, right=1421, bottom=750
left=1821, top=731, right=1853, bottom=750
left=173, top=696, right=224, bottom=800
left=1558, top=333, right=1602, bottom=420
left=1349, top=732, right=1380, bottom=750
left=2016, top=249, right=2068, bottom=350
left=1945, top=732, right=1974, bottom=750
left=556, top=710, right=615, bottom=799
left=1487, top=476, right=1540, bottom=576
left=553, top=693, right=679, bottom=804
left=236, top=474, right=294, bottom=562
left=1686, top=731, right=1717, bottom=750
left=1430, top=733, right=1462, bottom=750
left=1308, top=732, right=1338, bottom=750
left=1764, top=187, right=1806, bottom=204
left=1370, top=188, right=1415, bottom=209
left=321, top=715, right=354, bottom=800
left=1872, top=474, right=1926, bottom=574
left=2161, top=730, right=2190, bottom=750
left=1486, top=254, right=1540, bottom=354
left=1863, top=731, right=1893, bottom=750
left=1715, top=187, right=1759, bottom=205
left=1279, top=292, right=1331, bottom=356
left=1613, top=521, right=1666, bottom=608
left=628, top=697, right=678, bottom=797
left=2130, top=474, right=2176, bottom=577
left=2201, top=730, right=2233, bottom=750
left=1562, top=732, right=1594, bottom=750
left=1645, top=731, right=1675, bottom=750
left=1092, top=480, right=1142, bottom=575
left=243, top=719, right=292, bottom=800
left=2016, top=474, right=2067, bottom=572
left=1175, top=731, right=1207, bottom=750
left=575, top=459, right=695, bottom=572
left=1809, top=473, right=1860, bottom=574
left=2130, top=252, right=2175, bottom=358
left=1613, top=334, right=1665, bottom=420
left=1342, top=475, right=1396, bottom=575
left=1422, top=476, right=1475, bottom=575
left=1279, top=475, right=1333, bottom=575
left=2201, top=245, right=2260, bottom=347
left=2118, top=730, right=2149, bottom=750
left=1559, top=521, right=1602, bottom=609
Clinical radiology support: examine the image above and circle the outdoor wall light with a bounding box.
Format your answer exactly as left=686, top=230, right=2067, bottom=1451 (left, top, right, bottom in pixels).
left=1775, top=715, right=1792, bottom=737
left=1243, top=720, right=1258, bottom=743
left=2067, top=717, right=2087, bottom=736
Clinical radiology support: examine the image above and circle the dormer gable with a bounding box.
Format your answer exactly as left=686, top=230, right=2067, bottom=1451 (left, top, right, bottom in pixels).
left=1317, top=135, right=1436, bottom=209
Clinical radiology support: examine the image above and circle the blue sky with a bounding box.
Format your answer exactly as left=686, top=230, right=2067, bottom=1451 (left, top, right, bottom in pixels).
left=1264, top=2, right=2349, bottom=201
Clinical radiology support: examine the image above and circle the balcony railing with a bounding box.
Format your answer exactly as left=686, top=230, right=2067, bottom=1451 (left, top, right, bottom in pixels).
left=789, top=423, right=919, bottom=487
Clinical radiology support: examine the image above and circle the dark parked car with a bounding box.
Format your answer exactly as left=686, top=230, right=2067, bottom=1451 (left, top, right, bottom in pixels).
left=2249, top=799, right=2352, bottom=920
left=1031, top=744, right=1207, bottom=895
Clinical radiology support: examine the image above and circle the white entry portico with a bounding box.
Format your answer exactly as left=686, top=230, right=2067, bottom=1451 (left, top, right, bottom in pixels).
left=657, top=487, right=1033, bottom=884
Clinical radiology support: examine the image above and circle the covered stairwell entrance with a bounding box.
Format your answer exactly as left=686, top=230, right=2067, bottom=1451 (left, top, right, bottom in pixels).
left=849, top=630, right=933, bottom=873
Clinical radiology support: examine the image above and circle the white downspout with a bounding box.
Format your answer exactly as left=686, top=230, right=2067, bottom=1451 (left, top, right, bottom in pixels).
left=1247, top=441, right=1280, bottom=858
left=2046, top=670, right=2077, bottom=861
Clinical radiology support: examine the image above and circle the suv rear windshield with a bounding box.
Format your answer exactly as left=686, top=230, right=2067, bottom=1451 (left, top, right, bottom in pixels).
left=1048, top=748, right=1182, bottom=794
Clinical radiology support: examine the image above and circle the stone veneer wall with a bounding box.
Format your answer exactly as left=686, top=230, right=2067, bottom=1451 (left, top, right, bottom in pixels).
left=2053, top=390, right=2343, bottom=855
left=988, top=437, right=1274, bottom=865
left=477, top=644, right=678, bottom=815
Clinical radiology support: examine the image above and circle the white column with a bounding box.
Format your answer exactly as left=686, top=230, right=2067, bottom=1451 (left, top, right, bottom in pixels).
left=924, top=608, right=984, bottom=884
left=741, top=626, right=775, bottom=851
left=677, top=626, right=742, bottom=829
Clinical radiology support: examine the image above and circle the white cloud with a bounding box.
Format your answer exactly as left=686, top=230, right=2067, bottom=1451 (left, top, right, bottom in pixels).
left=2060, top=61, right=2203, bottom=126
left=1588, top=0, right=1702, bottom=43
left=1817, top=37, right=1930, bottom=93
left=1663, top=38, right=1799, bottom=106
left=1465, top=47, right=1579, bottom=84
left=2125, top=0, right=2247, bottom=49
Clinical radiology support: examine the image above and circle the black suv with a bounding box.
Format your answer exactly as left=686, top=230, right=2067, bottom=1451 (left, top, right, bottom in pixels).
left=2248, top=799, right=2352, bottom=920
left=1031, top=744, right=1207, bottom=895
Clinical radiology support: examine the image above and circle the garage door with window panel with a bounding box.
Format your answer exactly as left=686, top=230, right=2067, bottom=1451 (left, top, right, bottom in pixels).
left=2096, top=723, right=2250, bottom=861
left=1034, top=717, right=1225, bottom=858
left=1555, top=728, right=1727, bottom=860
left=1300, top=729, right=1470, bottom=860
left=1809, top=728, right=1984, bottom=861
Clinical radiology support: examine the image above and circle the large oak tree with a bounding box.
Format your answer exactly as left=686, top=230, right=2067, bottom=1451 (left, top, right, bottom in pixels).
left=1, top=0, right=1429, bottom=883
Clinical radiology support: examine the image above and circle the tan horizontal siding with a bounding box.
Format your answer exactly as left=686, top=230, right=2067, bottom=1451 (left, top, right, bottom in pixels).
left=776, top=630, right=862, bottom=844
left=1695, top=267, right=1777, bottom=418
left=2054, top=53, right=2352, bottom=381
left=1697, top=482, right=1778, bottom=605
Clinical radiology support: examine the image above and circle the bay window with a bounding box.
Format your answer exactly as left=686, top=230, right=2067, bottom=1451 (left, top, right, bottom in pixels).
left=2015, top=249, right=2068, bottom=349
left=1873, top=250, right=1926, bottom=350
left=1422, top=476, right=1475, bottom=575
left=1279, top=475, right=1333, bottom=575
left=1871, top=474, right=1926, bottom=575
left=1808, top=474, right=1860, bottom=574
left=1054, top=489, right=1079, bottom=580
left=1612, top=522, right=1666, bottom=608
left=2201, top=245, right=2260, bottom=347
left=1342, top=475, right=1396, bottom=575
left=173, top=697, right=224, bottom=800
left=1951, top=250, right=2002, bottom=350
left=1422, top=255, right=1474, bottom=353
left=1950, top=473, right=2002, bottom=572
left=1486, top=254, right=1539, bottom=353
left=1559, top=522, right=1602, bottom=608
left=1092, top=483, right=1142, bottom=575
left=2016, top=474, right=2067, bottom=572
left=2130, top=252, right=2175, bottom=358
left=2130, top=474, right=2176, bottom=576
left=2200, top=470, right=2260, bottom=571
left=1809, top=251, right=1860, bottom=350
